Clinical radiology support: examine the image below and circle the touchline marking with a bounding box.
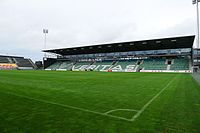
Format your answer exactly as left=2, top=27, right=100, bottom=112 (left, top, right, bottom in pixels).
left=105, top=109, right=139, bottom=114
left=0, top=91, right=132, bottom=122
left=130, top=76, right=177, bottom=122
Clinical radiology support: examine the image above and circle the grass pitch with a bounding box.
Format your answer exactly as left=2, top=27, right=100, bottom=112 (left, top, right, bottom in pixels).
left=0, top=70, right=200, bottom=133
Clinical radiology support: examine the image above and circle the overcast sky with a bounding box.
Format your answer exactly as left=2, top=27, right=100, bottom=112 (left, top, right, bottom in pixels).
left=0, top=0, right=197, bottom=61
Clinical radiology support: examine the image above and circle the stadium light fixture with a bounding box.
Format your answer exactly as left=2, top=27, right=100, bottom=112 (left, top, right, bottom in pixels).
left=193, top=0, right=200, bottom=48
left=43, top=29, right=48, bottom=49
left=43, top=29, right=48, bottom=57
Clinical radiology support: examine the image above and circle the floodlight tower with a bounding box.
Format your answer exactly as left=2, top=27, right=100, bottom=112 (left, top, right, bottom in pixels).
left=193, top=0, right=200, bottom=48
left=43, top=29, right=48, bottom=57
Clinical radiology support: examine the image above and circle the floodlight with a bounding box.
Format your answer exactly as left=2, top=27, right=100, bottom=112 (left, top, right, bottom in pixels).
left=193, top=0, right=200, bottom=48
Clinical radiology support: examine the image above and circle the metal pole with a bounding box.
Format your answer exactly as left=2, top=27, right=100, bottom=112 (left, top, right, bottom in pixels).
left=196, top=1, right=200, bottom=48
left=44, top=32, right=46, bottom=57
left=43, top=29, right=48, bottom=57
left=44, top=32, right=46, bottom=49
left=44, top=32, right=46, bottom=58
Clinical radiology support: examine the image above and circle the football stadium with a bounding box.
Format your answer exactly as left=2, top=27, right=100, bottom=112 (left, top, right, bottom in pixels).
left=1, top=35, right=200, bottom=132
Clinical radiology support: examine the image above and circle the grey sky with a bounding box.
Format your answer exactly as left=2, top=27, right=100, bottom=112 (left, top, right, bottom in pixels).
left=0, top=0, right=197, bottom=61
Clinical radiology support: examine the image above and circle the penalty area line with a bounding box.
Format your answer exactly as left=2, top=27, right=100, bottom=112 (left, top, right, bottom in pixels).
left=0, top=91, right=132, bottom=122
left=131, top=76, right=177, bottom=122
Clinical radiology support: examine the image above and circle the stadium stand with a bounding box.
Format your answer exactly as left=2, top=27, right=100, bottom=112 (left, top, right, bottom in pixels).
left=73, top=61, right=92, bottom=70
left=46, top=60, right=139, bottom=72
left=170, top=58, right=189, bottom=70
left=92, top=61, right=113, bottom=71
left=46, top=61, right=74, bottom=70
left=14, top=58, right=34, bottom=67
left=0, top=57, right=10, bottom=63
left=141, top=58, right=167, bottom=70
left=46, top=61, right=62, bottom=70
left=0, top=55, right=36, bottom=70
left=45, top=57, right=191, bottom=72
left=43, top=35, right=195, bottom=73
left=111, top=60, right=137, bottom=71
left=59, top=61, right=73, bottom=70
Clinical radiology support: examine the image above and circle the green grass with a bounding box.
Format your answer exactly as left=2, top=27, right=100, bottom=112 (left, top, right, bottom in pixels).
left=0, top=70, right=200, bottom=133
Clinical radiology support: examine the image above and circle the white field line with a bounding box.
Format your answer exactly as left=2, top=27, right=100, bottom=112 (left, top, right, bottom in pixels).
left=0, top=91, right=132, bottom=122
left=105, top=109, right=139, bottom=114
left=130, top=76, right=177, bottom=122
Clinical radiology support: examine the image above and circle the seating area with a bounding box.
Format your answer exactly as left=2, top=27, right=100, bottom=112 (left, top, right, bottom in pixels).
left=14, top=58, right=34, bottom=67
left=0, top=57, right=10, bottom=63
left=46, top=60, right=138, bottom=71
left=73, top=62, right=92, bottom=70
left=45, top=57, right=191, bottom=72
left=92, top=61, right=113, bottom=71
left=59, top=61, right=74, bottom=70
left=170, top=58, right=189, bottom=70
left=113, top=60, right=137, bottom=71
left=0, top=56, right=35, bottom=70
left=46, top=62, right=62, bottom=70
left=141, top=59, right=167, bottom=70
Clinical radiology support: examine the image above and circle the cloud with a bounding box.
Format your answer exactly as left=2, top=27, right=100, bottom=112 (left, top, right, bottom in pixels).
left=155, top=18, right=195, bottom=37
left=0, top=0, right=197, bottom=61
